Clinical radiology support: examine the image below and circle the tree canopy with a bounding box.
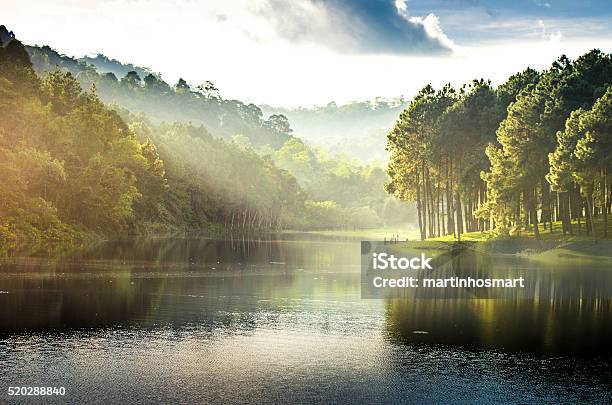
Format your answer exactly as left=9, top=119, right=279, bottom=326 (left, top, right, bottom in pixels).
left=386, top=49, right=612, bottom=240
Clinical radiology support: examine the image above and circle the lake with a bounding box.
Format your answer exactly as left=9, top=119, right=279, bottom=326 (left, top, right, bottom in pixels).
left=1, top=234, right=611, bottom=404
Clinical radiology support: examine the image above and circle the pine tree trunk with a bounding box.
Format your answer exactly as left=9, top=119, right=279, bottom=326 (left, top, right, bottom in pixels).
left=603, top=168, right=608, bottom=238
left=541, top=180, right=550, bottom=231
left=522, top=191, right=529, bottom=231
left=455, top=192, right=463, bottom=241
left=559, top=192, right=569, bottom=235
left=422, top=164, right=430, bottom=238
left=425, top=165, right=434, bottom=238
left=530, top=187, right=540, bottom=240
left=415, top=171, right=425, bottom=240
left=464, top=201, right=470, bottom=233
left=558, top=192, right=565, bottom=234
left=436, top=171, right=441, bottom=237
left=586, top=190, right=596, bottom=240
left=441, top=191, right=446, bottom=235
left=446, top=157, right=454, bottom=237
left=566, top=192, right=573, bottom=235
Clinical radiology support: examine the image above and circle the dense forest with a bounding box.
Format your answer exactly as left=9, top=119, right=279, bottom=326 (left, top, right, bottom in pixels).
left=0, top=36, right=307, bottom=246
left=0, top=26, right=411, bottom=249
left=386, top=49, right=612, bottom=240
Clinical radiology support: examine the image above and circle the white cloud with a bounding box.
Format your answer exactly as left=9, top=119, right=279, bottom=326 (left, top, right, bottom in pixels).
left=409, top=14, right=456, bottom=51
left=538, top=19, right=563, bottom=43
left=395, top=0, right=408, bottom=16
left=2, top=0, right=612, bottom=107
left=258, top=0, right=455, bottom=55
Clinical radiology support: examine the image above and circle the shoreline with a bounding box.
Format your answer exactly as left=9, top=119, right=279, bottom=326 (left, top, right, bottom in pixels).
left=392, top=236, right=612, bottom=263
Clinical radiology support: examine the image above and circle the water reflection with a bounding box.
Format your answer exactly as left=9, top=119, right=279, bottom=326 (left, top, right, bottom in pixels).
left=1, top=236, right=612, bottom=355
left=372, top=244, right=612, bottom=354
left=364, top=241, right=612, bottom=300
left=1, top=236, right=612, bottom=403
left=0, top=236, right=361, bottom=335
left=384, top=298, right=612, bottom=354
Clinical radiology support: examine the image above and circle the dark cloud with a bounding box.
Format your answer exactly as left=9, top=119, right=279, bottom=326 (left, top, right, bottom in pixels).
left=260, top=0, right=455, bottom=55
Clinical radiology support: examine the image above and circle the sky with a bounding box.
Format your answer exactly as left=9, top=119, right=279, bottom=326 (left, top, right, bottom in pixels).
left=4, top=0, right=612, bottom=107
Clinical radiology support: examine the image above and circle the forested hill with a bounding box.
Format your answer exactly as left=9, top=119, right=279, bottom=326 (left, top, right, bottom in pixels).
left=0, top=32, right=316, bottom=249
left=25, top=44, right=293, bottom=148
left=262, top=99, right=407, bottom=162
left=0, top=26, right=410, bottom=250
left=19, top=34, right=409, bottom=234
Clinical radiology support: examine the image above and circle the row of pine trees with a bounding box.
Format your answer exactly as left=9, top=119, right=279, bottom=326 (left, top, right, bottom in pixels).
left=386, top=50, right=612, bottom=240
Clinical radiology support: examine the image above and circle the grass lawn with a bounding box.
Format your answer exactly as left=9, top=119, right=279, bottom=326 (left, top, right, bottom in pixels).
left=303, top=218, right=612, bottom=261
left=432, top=216, right=612, bottom=243
left=425, top=217, right=612, bottom=261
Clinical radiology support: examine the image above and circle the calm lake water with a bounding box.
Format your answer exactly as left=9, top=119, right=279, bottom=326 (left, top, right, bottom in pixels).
left=1, top=234, right=611, bottom=404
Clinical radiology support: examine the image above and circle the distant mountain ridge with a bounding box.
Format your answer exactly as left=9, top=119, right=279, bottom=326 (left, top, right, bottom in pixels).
left=262, top=98, right=407, bottom=162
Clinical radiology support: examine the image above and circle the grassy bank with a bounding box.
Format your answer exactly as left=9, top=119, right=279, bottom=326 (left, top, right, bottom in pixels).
left=421, top=217, right=612, bottom=262
left=301, top=220, right=612, bottom=262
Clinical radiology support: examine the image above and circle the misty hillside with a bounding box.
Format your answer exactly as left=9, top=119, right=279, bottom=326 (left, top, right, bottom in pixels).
left=81, top=54, right=154, bottom=81
left=25, top=42, right=404, bottom=161
left=25, top=45, right=293, bottom=148
left=262, top=99, right=407, bottom=162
